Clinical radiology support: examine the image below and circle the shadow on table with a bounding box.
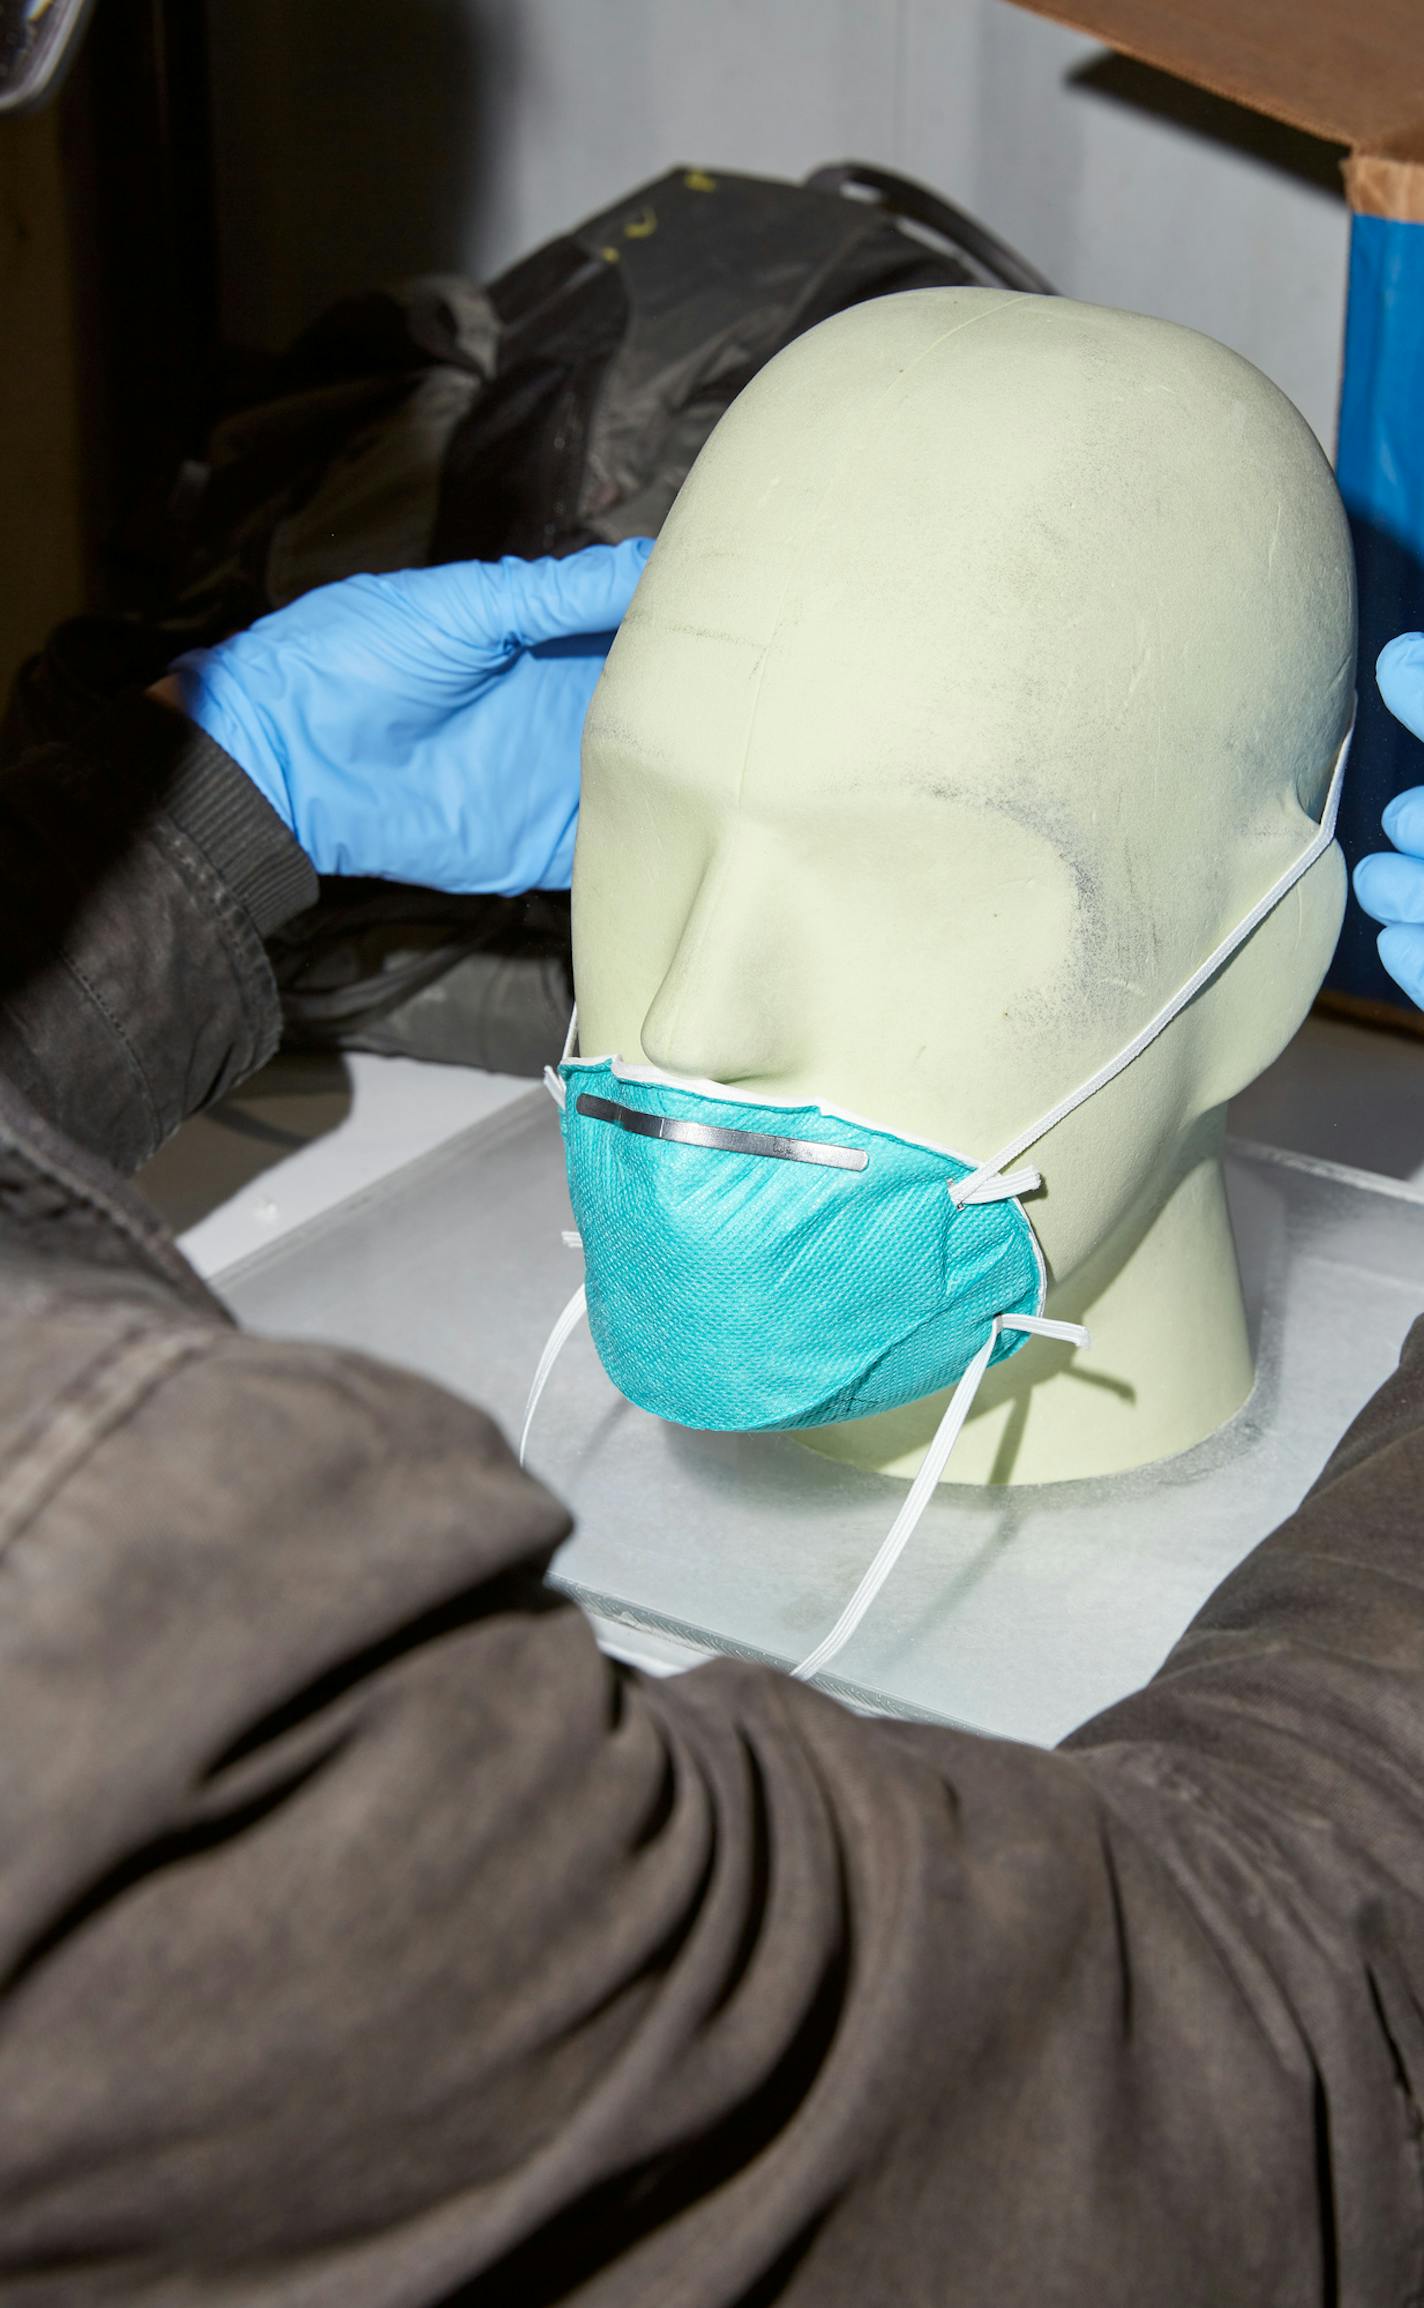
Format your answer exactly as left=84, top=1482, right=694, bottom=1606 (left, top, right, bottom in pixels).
left=136, top=1050, right=355, bottom=1234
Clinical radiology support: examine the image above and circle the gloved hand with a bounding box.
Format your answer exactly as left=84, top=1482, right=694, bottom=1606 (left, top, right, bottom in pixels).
left=169, top=540, right=652, bottom=894
left=1354, top=632, right=1424, bottom=1006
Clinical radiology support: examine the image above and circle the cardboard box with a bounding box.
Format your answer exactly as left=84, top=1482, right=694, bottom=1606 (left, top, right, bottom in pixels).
left=1004, top=0, right=1424, bottom=219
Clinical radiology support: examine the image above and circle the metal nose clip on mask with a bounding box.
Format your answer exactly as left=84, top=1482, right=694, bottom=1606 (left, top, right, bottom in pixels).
left=523, top=723, right=1353, bottom=1686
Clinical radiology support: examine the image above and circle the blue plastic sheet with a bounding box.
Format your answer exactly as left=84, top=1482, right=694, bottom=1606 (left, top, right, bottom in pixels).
left=1331, top=212, right=1424, bottom=1003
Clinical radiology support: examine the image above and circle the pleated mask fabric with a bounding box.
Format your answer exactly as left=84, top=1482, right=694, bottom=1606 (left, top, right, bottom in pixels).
left=560, top=1059, right=1044, bottom=1433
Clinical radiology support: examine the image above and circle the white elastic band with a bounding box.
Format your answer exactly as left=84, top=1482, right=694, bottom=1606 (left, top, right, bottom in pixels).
left=954, top=722, right=1354, bottom=1206
left=790, top=1311, right=1090, bottom=1685
left=519, top=1285, right=1089, bottom=1676
left=541, top=1004, right=581, bottom=1110
left=544, top=1005, right=583, bottom=1109
left=950, top=1164, right=1041, bottom=1209
left=519, top=1284, right=586, bottom=1467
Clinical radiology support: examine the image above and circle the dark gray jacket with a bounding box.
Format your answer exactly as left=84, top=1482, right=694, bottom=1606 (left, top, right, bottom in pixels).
left=2, top=695, right=1424, bottom=2307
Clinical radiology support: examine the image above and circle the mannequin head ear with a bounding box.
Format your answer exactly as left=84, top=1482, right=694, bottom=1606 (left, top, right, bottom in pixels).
left=1189, top=845, right=1347, bottom=1116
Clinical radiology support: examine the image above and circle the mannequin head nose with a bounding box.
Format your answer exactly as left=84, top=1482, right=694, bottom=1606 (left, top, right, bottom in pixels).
left=639, top=837, right=808, bottom=1085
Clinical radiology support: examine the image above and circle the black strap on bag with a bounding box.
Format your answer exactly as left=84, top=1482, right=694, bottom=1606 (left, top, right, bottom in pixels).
left=802, top=162, right=1055, bottom=296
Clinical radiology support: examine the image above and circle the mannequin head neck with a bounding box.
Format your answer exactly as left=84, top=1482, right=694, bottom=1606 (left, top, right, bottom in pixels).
left=573, top=290, right=1355, bottom=1481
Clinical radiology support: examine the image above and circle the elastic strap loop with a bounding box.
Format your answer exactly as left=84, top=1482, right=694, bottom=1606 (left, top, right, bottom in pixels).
left=1001, top=1311, right=1090, bottom=1349
left=543, top=1004, right=582, bottom=1108
left=949, top=1164, right=1041, bottom=1209
left=519, top=1283, right=587, bottom=1467
left=790, top=1310, right=1089, bottom=1684
left=954, top=719, right=1354, bottom=1205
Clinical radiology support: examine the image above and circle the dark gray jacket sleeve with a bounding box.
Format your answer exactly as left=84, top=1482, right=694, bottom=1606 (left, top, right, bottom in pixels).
left=0, top=692, right=315, bottom=1169
left=3, top=1279, right=1424, bottom=2307
left=2, top=699, right=1423, bottom=2304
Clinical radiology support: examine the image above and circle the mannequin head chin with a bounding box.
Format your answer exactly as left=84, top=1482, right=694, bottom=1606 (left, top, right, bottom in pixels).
left=572, top=289, right=1355, bottom=1481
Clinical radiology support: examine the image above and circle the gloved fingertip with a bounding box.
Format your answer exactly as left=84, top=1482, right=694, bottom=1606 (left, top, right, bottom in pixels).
left=1377, top=633, right=1424, bottom=744
left=588, top=535, right=655, bottom=581
left=1353, top=852, right=1388, bottom=920
left=498, top=539, right=651, bottom=647
left=1355, top=848, right=1424, bottom=925
left=1378, top=922, right=1424, bottom=1012
left=1381, top=785, right=1424, bottom=856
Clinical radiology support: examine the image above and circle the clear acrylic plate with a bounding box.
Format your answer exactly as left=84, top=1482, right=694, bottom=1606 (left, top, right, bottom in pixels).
left=218, top=1090, right=1424, bottom=1742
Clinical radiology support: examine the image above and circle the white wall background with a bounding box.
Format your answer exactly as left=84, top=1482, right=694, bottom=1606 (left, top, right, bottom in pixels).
left=206, top=0, right=1352, bottom=449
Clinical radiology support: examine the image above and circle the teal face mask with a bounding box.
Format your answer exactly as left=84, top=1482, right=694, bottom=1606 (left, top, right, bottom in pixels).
left=559, top=1061, right=1045, bottom=1433
left=523, top=726, right=1351, bottom=1684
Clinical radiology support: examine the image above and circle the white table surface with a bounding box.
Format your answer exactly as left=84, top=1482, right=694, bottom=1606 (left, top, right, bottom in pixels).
left=136, top=1012, right=1424, bottom=1725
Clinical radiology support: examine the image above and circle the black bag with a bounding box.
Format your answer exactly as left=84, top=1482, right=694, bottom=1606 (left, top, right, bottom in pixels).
left=6, top=162, right=1050, bottom=1074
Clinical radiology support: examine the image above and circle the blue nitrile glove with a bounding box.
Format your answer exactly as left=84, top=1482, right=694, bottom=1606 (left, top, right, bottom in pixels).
left=170, top=540, right=652, bottom=893
left=1354, top=633, right=1424, bottom=1006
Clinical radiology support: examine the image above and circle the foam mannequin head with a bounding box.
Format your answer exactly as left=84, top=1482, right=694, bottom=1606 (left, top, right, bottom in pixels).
left=572, top=290, right=1355, bottom=1483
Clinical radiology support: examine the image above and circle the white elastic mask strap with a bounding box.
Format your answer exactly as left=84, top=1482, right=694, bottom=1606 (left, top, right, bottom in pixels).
left=519, top=1283, right=587, bottom=1467
left=544, top=1003, right=582, bottom=1109
left=790, top=1311, right=1089, bottom=1685
left=957, top=720, right=1354, bottom=1203
left=951, top=1164, right=1042, bottom=1210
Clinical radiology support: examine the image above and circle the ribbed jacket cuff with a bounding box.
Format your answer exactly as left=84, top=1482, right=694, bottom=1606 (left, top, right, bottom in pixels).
left=100, top=692, right=318, bottom=939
